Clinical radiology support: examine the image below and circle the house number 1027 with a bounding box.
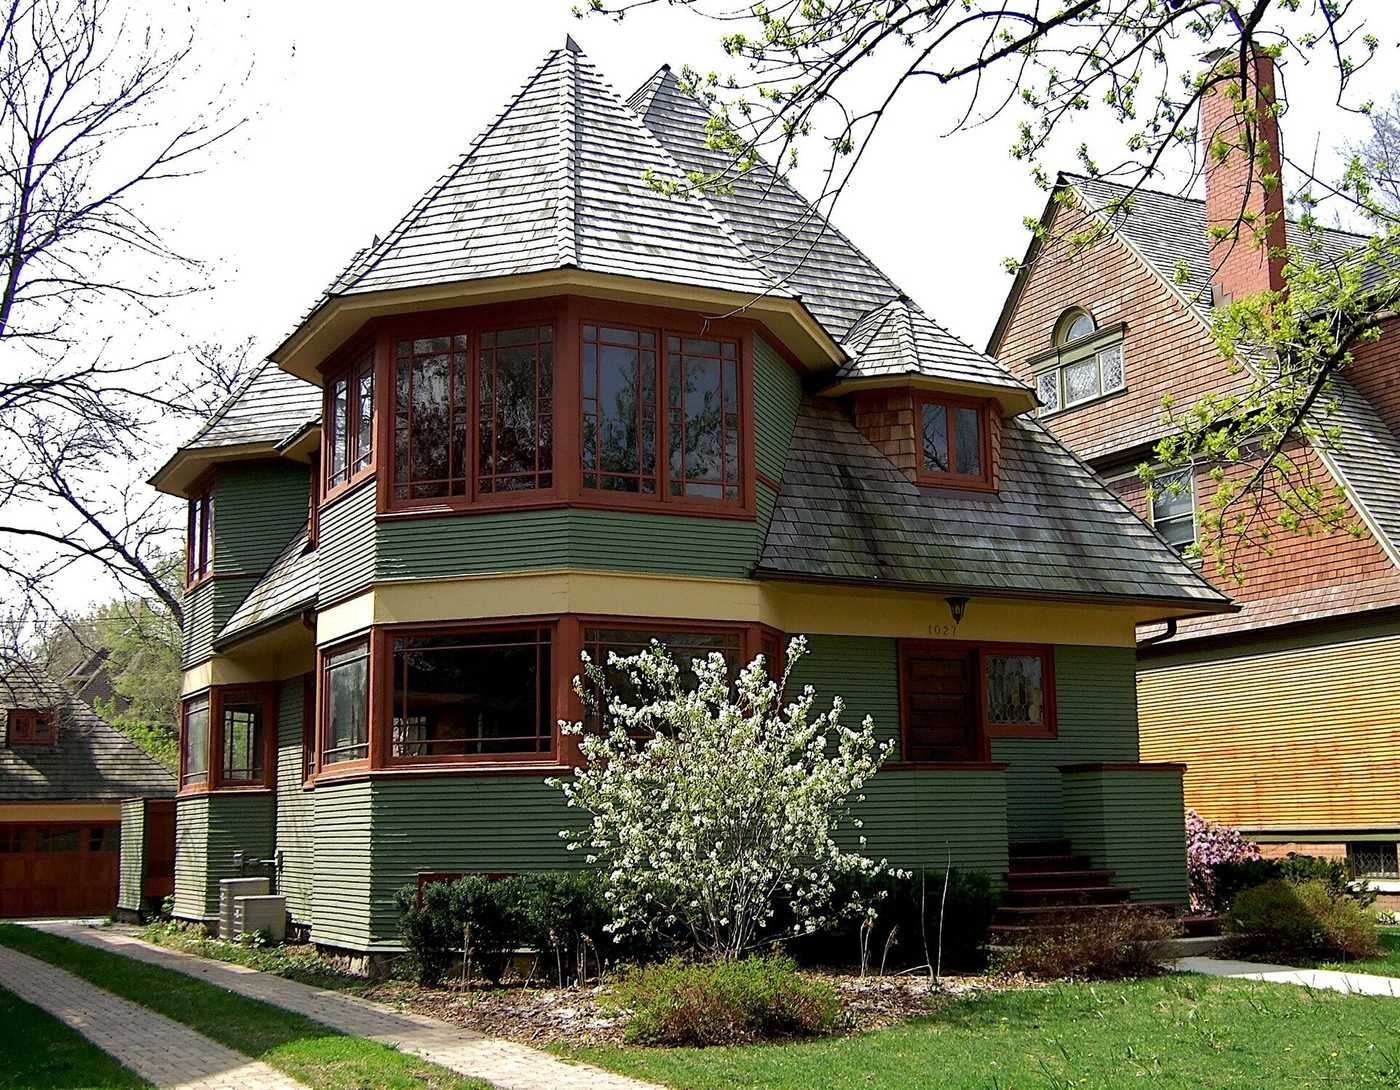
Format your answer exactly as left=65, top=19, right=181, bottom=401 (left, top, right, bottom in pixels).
left=927, top=623, right=957, bottom=638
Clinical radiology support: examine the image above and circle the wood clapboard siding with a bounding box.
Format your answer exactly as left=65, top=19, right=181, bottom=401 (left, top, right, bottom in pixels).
left=117, top=798, right=144, bottom=912
left=311, top=779, right=377, bottom=949
left=847, top=770, right=1010, bottom=877
left=1139, top=619, right=1400, bottom=831
left=172, top=793, right=275, bottom=920
left=213, top=461, right=310, bottom=578
left=1062, top=768, right=1188, bottom=903
left=320, top=482, right=377, bottom=604
left=753, top=335, right=802, bottom=485
left=362, top=777, right=584, bottom=947
left=181, top=582, right=217, bottom=667
left=993, top=645, right=1139, bottom=839
left=787, top=635, right=903, bottom=752
left=275, top=677, right=314, bottom=924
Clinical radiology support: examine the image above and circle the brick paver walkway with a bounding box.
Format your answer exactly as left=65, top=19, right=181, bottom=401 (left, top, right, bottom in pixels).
left=31, top=921, right=661, bottom=1090
left=0, top=942, right=306, bottom=1090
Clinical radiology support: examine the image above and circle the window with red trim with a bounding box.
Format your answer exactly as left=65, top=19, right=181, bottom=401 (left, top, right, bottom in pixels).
left=478, top=326, right=554, bottom=494
left=219, top=692, right=267, bottom=784
left=983, top=646, right=1056, bottom=739
left=180, top=694, right=209, bottom=786
left=393, top=334, right=469, bottom=501
left=582, top=626, right=741, bottom=730
left=666, top=335, right=741, bottom=501
left=389, top=626, right=552, bottom=760
left=6, top=708, right=56, bottom=747
left=327, top=348, right=374, bottom=493
left=322, top=639, right=370, bottom=765
left=301, top=671, right=317, bottom=781
left=915, top=395, right=991, bottom=488
left=186, top=482, right=213, bottom=586
left=581, top=324, right=658, bottom=495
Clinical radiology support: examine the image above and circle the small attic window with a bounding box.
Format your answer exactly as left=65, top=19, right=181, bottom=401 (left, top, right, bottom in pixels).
left=7, top=708, right=56, bottom=746
left=1056, top=307, right=1096, bottom=345
left=914, top=394, right=993, bottom=490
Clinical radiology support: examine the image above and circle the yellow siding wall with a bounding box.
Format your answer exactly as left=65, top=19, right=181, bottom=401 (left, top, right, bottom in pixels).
left=1138, top=624, right=1400, bottom=831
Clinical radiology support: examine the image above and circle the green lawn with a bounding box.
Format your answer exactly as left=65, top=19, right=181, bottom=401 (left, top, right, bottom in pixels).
left=0, top=984, right=150, bottom=1090
left=0, top=925, right=489, bottom=1090
left=558, top=975, right=1400, bottom=1089
left=1318, top=927, right=1400, bottom=978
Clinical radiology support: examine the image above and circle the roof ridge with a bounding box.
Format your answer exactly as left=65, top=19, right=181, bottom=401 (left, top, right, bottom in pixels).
left=555, top=44, right=580, bottom=268
left=334, top=48, right=566, bottom=296
left=182, top=359, right=274, bottom=448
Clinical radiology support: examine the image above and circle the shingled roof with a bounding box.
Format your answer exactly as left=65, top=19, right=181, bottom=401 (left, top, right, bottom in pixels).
left=757, top=400, right=1230, bottom=608
left=181, top=362, right=321, bottom=453
left=217, top=524, right=318, bottom=647
left=0, top=663, right=175, bottom=801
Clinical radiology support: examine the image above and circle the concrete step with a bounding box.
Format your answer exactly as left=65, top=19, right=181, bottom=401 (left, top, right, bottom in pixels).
left=1008, top=854, right=1092, bottom=874
left=1008, top=839, right=1073, bottom=859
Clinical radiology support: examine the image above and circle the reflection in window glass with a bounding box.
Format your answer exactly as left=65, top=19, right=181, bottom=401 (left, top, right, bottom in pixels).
left=1063, top=310, right=1095, bottom=343
left=395, top=335, right=470, bottom=501
left=954, top=406, right=982, bottom=476
left=391, top=629, right=551, bottom=758
left=221, top=701, right=263, bottom=782
left=581, top=325, right=657, bottom=494
left=324, top=642, right=369, bottom=764
left=1063, top=357, right=1099, bottom=403
left=478, top=327, right=553, bottom=493
left=920, top=402, right=948, bottom=473
left=182, top=695, right=209, bottom=786
left=89, top=826, right=119, bottom=853
left=1036, top=370, right=1059, bottom=415
left=666, top=336, right=739, bottom=501
left=353, top=359, right=374, bottom=474
left=1152, top=468, right=1196, bottom=551
left=985, top=654, right=1046, bottom=726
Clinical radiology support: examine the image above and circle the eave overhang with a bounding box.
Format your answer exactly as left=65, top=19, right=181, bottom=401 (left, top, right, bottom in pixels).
left=272, top=270, right=845, bottom=384
left=150, top=441, right=280, bottom=498
left=818, top=373, right=1038, bottom=417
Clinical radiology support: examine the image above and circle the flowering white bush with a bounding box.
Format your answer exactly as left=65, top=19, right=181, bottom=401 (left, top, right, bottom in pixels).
left=548, top=635, right=898, bottom=960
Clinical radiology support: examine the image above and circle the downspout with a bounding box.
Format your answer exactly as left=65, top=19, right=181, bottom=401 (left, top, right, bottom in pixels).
left=1136, top=618, right=1177, bottom=648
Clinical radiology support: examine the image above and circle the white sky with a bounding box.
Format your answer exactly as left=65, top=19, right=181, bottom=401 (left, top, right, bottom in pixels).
left=42, top=0, right=1400, bottom=613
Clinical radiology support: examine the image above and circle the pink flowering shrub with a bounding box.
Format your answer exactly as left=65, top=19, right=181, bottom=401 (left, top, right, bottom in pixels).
left=1186, top=809, right=1260, bottom=912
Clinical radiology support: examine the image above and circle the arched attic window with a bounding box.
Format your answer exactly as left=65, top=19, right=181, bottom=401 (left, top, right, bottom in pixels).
left=1034, top=306, right=1124, bottom=416
left=1055, top=307, right=1096, bottom=346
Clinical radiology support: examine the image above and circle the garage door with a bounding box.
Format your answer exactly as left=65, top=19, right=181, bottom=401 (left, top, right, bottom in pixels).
left=0, top=822, right=119, bottom=918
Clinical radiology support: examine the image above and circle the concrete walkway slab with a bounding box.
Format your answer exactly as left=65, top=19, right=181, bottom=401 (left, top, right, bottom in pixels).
left=1173, top=955, right=1400, bottom=997
left=30, top=921, right=661, bottom=1090
left=0, top=942, right=307, bottom=1090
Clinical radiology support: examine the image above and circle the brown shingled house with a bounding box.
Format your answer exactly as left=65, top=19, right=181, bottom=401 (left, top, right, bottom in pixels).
left=1, top=662, right=175, bottom=917
left=991, top=49, right=1400, bottom=880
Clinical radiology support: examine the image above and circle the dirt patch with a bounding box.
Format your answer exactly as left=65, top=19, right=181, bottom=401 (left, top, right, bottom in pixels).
left=357, top=969, right=1007, bottom=1046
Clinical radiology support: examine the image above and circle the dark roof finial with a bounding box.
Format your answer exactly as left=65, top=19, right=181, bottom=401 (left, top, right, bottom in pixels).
left=564, top=34, right=583, bottom=54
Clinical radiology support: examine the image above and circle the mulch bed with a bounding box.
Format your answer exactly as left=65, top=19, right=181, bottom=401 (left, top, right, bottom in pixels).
left=357, top=968, right=1006, bottom=1046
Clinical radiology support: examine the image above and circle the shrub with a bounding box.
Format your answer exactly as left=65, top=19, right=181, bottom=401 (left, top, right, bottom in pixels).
left=1211, top=855, right=1377, bottom=914
left=787, top=867, right=997, bottom=972
left=991, top=909, right=1179, bottom=981
left=394, top=880, right=462, bottom=986
left=607, top=955, right=842, bottom=1046
left=1225, top=878, right=1380, bottom=961
left=1186, top=810, right=1260, bottom=912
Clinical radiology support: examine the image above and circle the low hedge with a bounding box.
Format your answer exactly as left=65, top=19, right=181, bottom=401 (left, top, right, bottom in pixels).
left=1224, top=879, right=1380, bottom=961
left=1209, top=855, right=1377, bottom=915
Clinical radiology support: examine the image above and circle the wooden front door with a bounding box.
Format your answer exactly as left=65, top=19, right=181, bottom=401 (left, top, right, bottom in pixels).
left=902, top=644, right=983, bottom=762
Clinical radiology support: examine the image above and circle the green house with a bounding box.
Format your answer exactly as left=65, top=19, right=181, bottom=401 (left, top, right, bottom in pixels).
left=151, top=40, right=1231, bottom=953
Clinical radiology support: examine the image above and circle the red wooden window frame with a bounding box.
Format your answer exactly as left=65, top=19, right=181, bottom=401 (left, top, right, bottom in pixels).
left=383, top=622, right=554, bottom=767
left=185, top=477, right=214, bottom=588
left=211, top=684, right=278, bottom=789
left=307, top=453, right=321, bottom=550
left=913, top=393, right=993, bottom=490
left=580, top=323, right=659, bottom=496
left=6, top=708, right=56, bottom=747
left=391, top=332, right=472, bottom=503
left=179, top=692, right=210, bottom=791
left=897, top=640, right=1058, bottom=762
left=664, top=333, right=743, bottom=503
left=320, top=635, right=372, bottom=771
left=301, top=670, right=317, bottom=783
left=477, top=325, right=555, bottom=495
left=324, top=344, right=376, bottom=499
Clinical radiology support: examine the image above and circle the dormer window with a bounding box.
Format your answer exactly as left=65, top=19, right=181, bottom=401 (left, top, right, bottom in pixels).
left=1033, top=309, right=1125, bottom=416
left=915, top=394, right=992, bottom=489
left=7, top=708, right=56, bottom=747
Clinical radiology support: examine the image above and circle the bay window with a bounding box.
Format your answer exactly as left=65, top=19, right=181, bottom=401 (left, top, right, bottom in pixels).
left=915, top=395, right=991, bottom=489
left=180, top=694, right=209, bottom=787
left=219, top=691, right=268, bottom=785
left=323, top=639, right=370, bottom=765
left=326, top=348, right=374, bottom=493
left=394, top=335, right=469, bottom=501
left=581, top=324, right=658, bottom=494
left=478, top=326, right=554, bottom=493
left=666, top=335, right=740, bottom=501
left=389, top=627, right=551, bottom=760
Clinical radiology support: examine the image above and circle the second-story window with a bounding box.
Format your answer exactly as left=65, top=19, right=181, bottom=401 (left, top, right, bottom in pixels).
left=327, top=348, right=374, bottom=493
left=186, top=481, right=213, bottom=586
left=667, top=336, right=740, bottom=501
left=1151, top=467, right=1196, bottom=552
left=478, top=326, right=554, bottom=494
left=915, top=394, right=991, bottom=489
left=581, top=324, right=658, bottom=494
left=1035, top=307, right=1125, bottom=416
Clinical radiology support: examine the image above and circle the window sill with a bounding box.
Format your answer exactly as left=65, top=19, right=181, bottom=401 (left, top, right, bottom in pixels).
left=308, top=761, right=574, bottom=787
left=177, top=785, right=275, bottom=799
left=321, top=469, right=376, bottom=510
left=376, top=494, right=755, bottom=522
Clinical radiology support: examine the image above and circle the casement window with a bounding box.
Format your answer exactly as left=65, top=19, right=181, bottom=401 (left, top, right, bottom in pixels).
left=186, top=482, right=213, bottom=586
left=915, top=395, right=991, bottom=488
left=326, top=348, right=375, bottom=493
left=1150, top=467, right=1196, bottom=552
left=180, top=694, right=210, bottom=787
left=219, top=693, right=266, bottom=784
left=6, top=708, right=56, bottom=747
left=899, top=641, right=1056, bottom=760
left=393, top=334, right=470, bottom=501
left=982, top=646, right=1056, bottom=739
left=322, top=639, right=370, bottom=765
left=580, top=324, right=744, bottom=505
left=389, top=627, right=552, bottom=760
left=301, top=671, right=317, bottom=781
left=1035, top=309, right=1125, bottom=416
left=478, top=326, right=554, bottom=494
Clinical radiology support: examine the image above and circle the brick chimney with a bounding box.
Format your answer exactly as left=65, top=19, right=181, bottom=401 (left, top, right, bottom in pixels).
left=1199, top=47, right=1287, bottom=303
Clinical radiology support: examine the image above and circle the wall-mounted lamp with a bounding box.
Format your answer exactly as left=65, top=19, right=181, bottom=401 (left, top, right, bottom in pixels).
left=945, top=596, right=970, bottom=626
